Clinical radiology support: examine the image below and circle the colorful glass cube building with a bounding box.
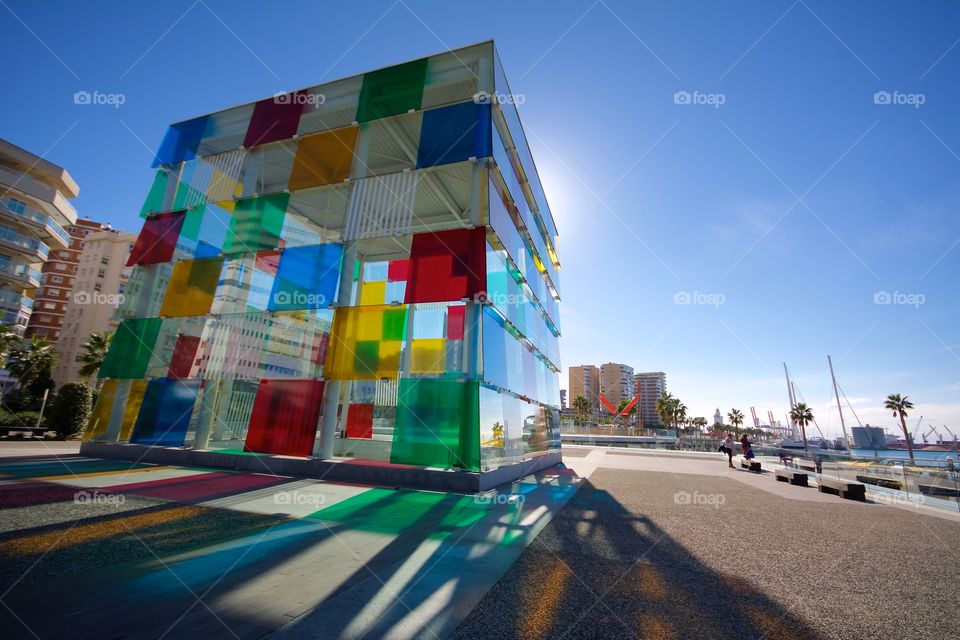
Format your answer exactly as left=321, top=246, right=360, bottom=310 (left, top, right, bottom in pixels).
left=82, top=42, right=562, bottom=489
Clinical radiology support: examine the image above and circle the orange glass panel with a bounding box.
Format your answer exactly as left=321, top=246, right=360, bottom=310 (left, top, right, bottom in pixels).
left=288, top=126, right=358, bottom=190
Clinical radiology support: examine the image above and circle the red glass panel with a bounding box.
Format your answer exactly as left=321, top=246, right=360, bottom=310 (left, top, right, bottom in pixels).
left=167, top=334, right=201, bottom=379
left=404, top=227, right=486, bottom=304
left=387, top=259, right=410, bottom=282
left=345, top=403, right=374, bottom=439
left=127, top=210, right=187, bottom=266
left=243, top=92, right=307, bottom=148
left=447, top=305, right=466, bottom=340
left=255, top=249, right=282, bottom=275
left=244, top=379, right=324, bottom=457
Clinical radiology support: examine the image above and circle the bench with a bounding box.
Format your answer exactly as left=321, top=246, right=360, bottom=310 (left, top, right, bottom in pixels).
left=796, top=460, right=818, bottom=473
left=918, top=484, right=960, bottom=498
left=775, top=468, right=809, bottom=486
left=740, top=457, right=761, bottom=473
left=0, top=426, right=48, bottom=438
left=818, top=477, right=866, bottom=501
left=856, top=475, right=903, bottom=490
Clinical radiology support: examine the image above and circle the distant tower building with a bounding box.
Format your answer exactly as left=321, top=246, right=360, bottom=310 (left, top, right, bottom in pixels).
left=569, top=365, right=600, bottom=413
left=559, top=389, right=567, bottom=411
left=633, top=371, right=666, bottom=427
left=713, top=408, right=723, bottom=426
left=600, top=362, right=634, bottom=409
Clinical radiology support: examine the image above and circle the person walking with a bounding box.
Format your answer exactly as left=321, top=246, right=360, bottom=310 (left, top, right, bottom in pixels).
left=721, top=432, right=735, bottom=468
left=740, top=434, right=755, bottom=461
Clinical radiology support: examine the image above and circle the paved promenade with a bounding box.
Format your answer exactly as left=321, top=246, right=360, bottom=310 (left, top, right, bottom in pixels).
left=0, top=444, right=957, bottom=639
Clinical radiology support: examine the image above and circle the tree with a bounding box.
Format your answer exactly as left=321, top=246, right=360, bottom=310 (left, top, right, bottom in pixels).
left=884, top=393, right=916, bottom=465
left=45, top=382, right=93, bottom=439
left=675, top=402, right=688, bottom=429
left=78, top=331, right=112, bottom=379
left=572, top=395, right=591, bottom=425
left=491, top=421, right=504, bottom=446
left=727, top=409, right=744, bottom=435
left=0, top=324, right=20, bottom=369
left=6, top=337, right=57, bottom=387
left=656, top=392, right=676, bottom=428
left=789, top=402, right=814, bottom=452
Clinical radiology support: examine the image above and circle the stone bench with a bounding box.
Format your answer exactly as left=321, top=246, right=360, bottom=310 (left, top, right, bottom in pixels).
left=856, top=475, right=903, bottom=490
left=740, top=457, right=761, bottom=473
left=818, top=477, right=866, bottom=501
left=796, top=460, right=819, bottom=473
left=775, top=468, right=809, bottom=486
left=918, top=484, right=960, bottom=498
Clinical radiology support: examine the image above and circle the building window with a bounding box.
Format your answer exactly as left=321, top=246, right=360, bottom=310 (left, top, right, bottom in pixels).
left=55, top=263, right=66, bottom=271
left=71, top=266, right=77, bottom=272
left=101, top=256, right=110, bottom=265
left=50, top=275, right=63, bottom=283
left=94, top=283, right=102, bottom=292
left=97, top=268, right=106, bottom=278
left=59, top=251, right=70, bottom=259
left=38, top=315, right=51, bottom=323
left=43, top=302, right=55, bottom=309
left=6, top=197, right=27, bottom=214
left=34, top=328, right=47, bottom=337
left=48, top=288, right=59, bottom=297
left=67, top=227, right=76, bottom=233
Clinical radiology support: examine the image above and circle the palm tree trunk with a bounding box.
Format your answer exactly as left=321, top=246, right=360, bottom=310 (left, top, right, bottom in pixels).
left=800, top=421, right=809, bottom=452
left=899, top=413, right=916, bottom=465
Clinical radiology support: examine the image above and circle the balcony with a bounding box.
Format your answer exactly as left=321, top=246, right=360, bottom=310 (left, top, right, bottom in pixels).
left=0, top=164, right=78, bottom=227
left=0, top=289, right=33, bottom=329
left=0, top=197, right=71, bottom=248
left=0, top=223, right=49, bottom=260
left=0, top=262, right=41, bottom=288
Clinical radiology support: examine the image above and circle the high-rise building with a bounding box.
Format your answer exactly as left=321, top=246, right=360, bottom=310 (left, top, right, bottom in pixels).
left=27, top=218, right=107, bottom=341
left=53, top=228, right=137, bottom=387
left=0, top=139, right=78, bottom=336
left=559, top=389, right=567, bottom=411
left=634, top=371, right=667, bottom=427
left=600, top=362, right=634, bottom=408
left=82, top=42, right=563, bottom=488
left=568, top=365, right=600, bottom=412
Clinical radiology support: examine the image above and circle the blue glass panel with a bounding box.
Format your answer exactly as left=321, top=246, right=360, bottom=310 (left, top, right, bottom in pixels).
left=153, top=117, right=209, bottom=168
left=269, top=243, right=343, bottom=311
left=130, top=378, right=201, bottom=446
left=413, top=306, right=445, bottom=339
left=417, top=102, right=491, bottom=168
left=363, top=261, right=389, bottom=282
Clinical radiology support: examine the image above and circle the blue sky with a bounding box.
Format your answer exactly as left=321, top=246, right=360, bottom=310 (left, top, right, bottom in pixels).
left=3, top=0, right=959, bottom=438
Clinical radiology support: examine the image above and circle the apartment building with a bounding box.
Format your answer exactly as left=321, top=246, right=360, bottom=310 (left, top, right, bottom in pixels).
left=634, top=371, right=667, bottom=428
left=27, top=218, right=107, bottom=340
left=0, top=139, right=79, bottom=336
left=569, top=365, right=600, bottom=413
left=600, top=362, right=634, bottom=408
left=53, top=228, right=136, bottom=387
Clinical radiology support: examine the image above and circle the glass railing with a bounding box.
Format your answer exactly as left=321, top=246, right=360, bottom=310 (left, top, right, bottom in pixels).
left=0, top=263, right=41, bottom=283
left=0, top=223, right=49, bottom=258
left=0, top=197, right=70, bottom=245
left=0, top=290, right=34, bottom=310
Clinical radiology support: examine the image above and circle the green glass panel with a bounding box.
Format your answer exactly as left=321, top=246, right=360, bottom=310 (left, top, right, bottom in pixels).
left=390, top=378, right=480, bottom=470
left=139, top=170, right=169, bottom=219
left=99, top=318, right=163, bottom=379
left=356, top=59, right=428, bottom=123
left=354, top=340, right=380, bottom=374
left=381, top=307, right=407, bottom=341
left=224, top=193, right=289, bottom=255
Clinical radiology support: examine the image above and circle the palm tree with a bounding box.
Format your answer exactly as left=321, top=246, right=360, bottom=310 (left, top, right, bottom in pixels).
left=572, top=395, right=591, bottom=425
left=675, top=401, right=688, bottom=430
left=884, top=393, right=915, bottom=464
left=656, top=392, right=676, bottom=428
left=789, top=402, right=814, bottom=452
left=727, top=409, right=744, bottom=435
left=78, top=331, right=112, bottom=379
left=491, top=421, right=504, bottom=446
left=6, top=337, right=57, bottom=387
left=0, top=324, right=20, bottom=369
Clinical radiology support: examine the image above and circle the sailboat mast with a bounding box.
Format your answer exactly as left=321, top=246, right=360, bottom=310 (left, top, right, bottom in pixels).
left=828, top=355, right=850, bottom=449
left=784, top=362, right=796, bottom=437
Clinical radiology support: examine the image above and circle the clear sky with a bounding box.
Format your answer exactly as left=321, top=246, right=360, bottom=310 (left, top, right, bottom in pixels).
left=3, top=0, right=958, bottom=439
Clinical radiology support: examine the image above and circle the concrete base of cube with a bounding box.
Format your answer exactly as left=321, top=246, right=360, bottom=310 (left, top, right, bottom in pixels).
left=79, top=441, right=563, bottom=493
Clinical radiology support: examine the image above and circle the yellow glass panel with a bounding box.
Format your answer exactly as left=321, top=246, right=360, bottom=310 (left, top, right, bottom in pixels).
left=379, top=340, right=403, bottom=375
left=160, top=258, right=224, bottom=317
left=410, top=339, right=445, bottom=373
left=83, top=380, right=118, bottom=441
left=289, top=126, right=358, bottom=190
left=359, top=281, right=386, bottom=306
left=325, top=306, right=405, bottom=380
left=356, top=308, right=383, bottom=340
left=119, top=380, right=148, bottom=441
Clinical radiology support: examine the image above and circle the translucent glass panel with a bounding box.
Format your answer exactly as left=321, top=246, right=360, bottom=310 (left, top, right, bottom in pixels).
left=352, top=111, right=423, bottom=178
left=355, top=259, right=408, bottom=306
left=129, top=378, right=201, bottom=446
left=421, top=43, right=492, bottom=110
left=100, top=318, right=162, bottom=379
left=410, top=303, right=465, bottom=375
left=341, top=379, right=398, bottom=443
left=244, top=92, right=306, bottom=148
left=173, top=150, right=246, bottom=209
left=224, top=193, right=288, bottom=255
left=481, top=305, right=559, bottom=407
left=287, top=183, right=352, bottom=242
left=140, top=170, right=171, bottom=218
left=179, top=202, right=232, bottom=259
left=197, top=103, right=254, bottom=155
left=128, top=210, right=186, bottom=266
left=417, top=102, right=491, bottom=168
left=405, top=227, right=486, bottom=304
left=153, top=116, right=207, bottom=167
left=289, top=126, right=358, bottom=190
left=244, top=379, right=324, bottom=456
left=168, top=334, right=201, bottom=378
left=83, top=379, right=118, bottom=441
left=146, top=316, right=208, bottom=378
left=478, top=384, right=559, bottom=471
left=357, top=58, right=427, bottom=123
left=268, top=243, right=342, bottom=311
left=211, top=252, right=277, bottom=314
left=298, top=75, right=363, bottom=135
left=237, top=141, right=297, bottom=197
left=389, top=378, right=480, bottom=470
left=202, top=379, right=258, bottom=449
left=119, top=381, right=148, bottom=441
left=345, top=403, right=374, bottom=439
left=325, top=305, right=407, bottom=380
left=159, top=257, right=225, bottom=317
